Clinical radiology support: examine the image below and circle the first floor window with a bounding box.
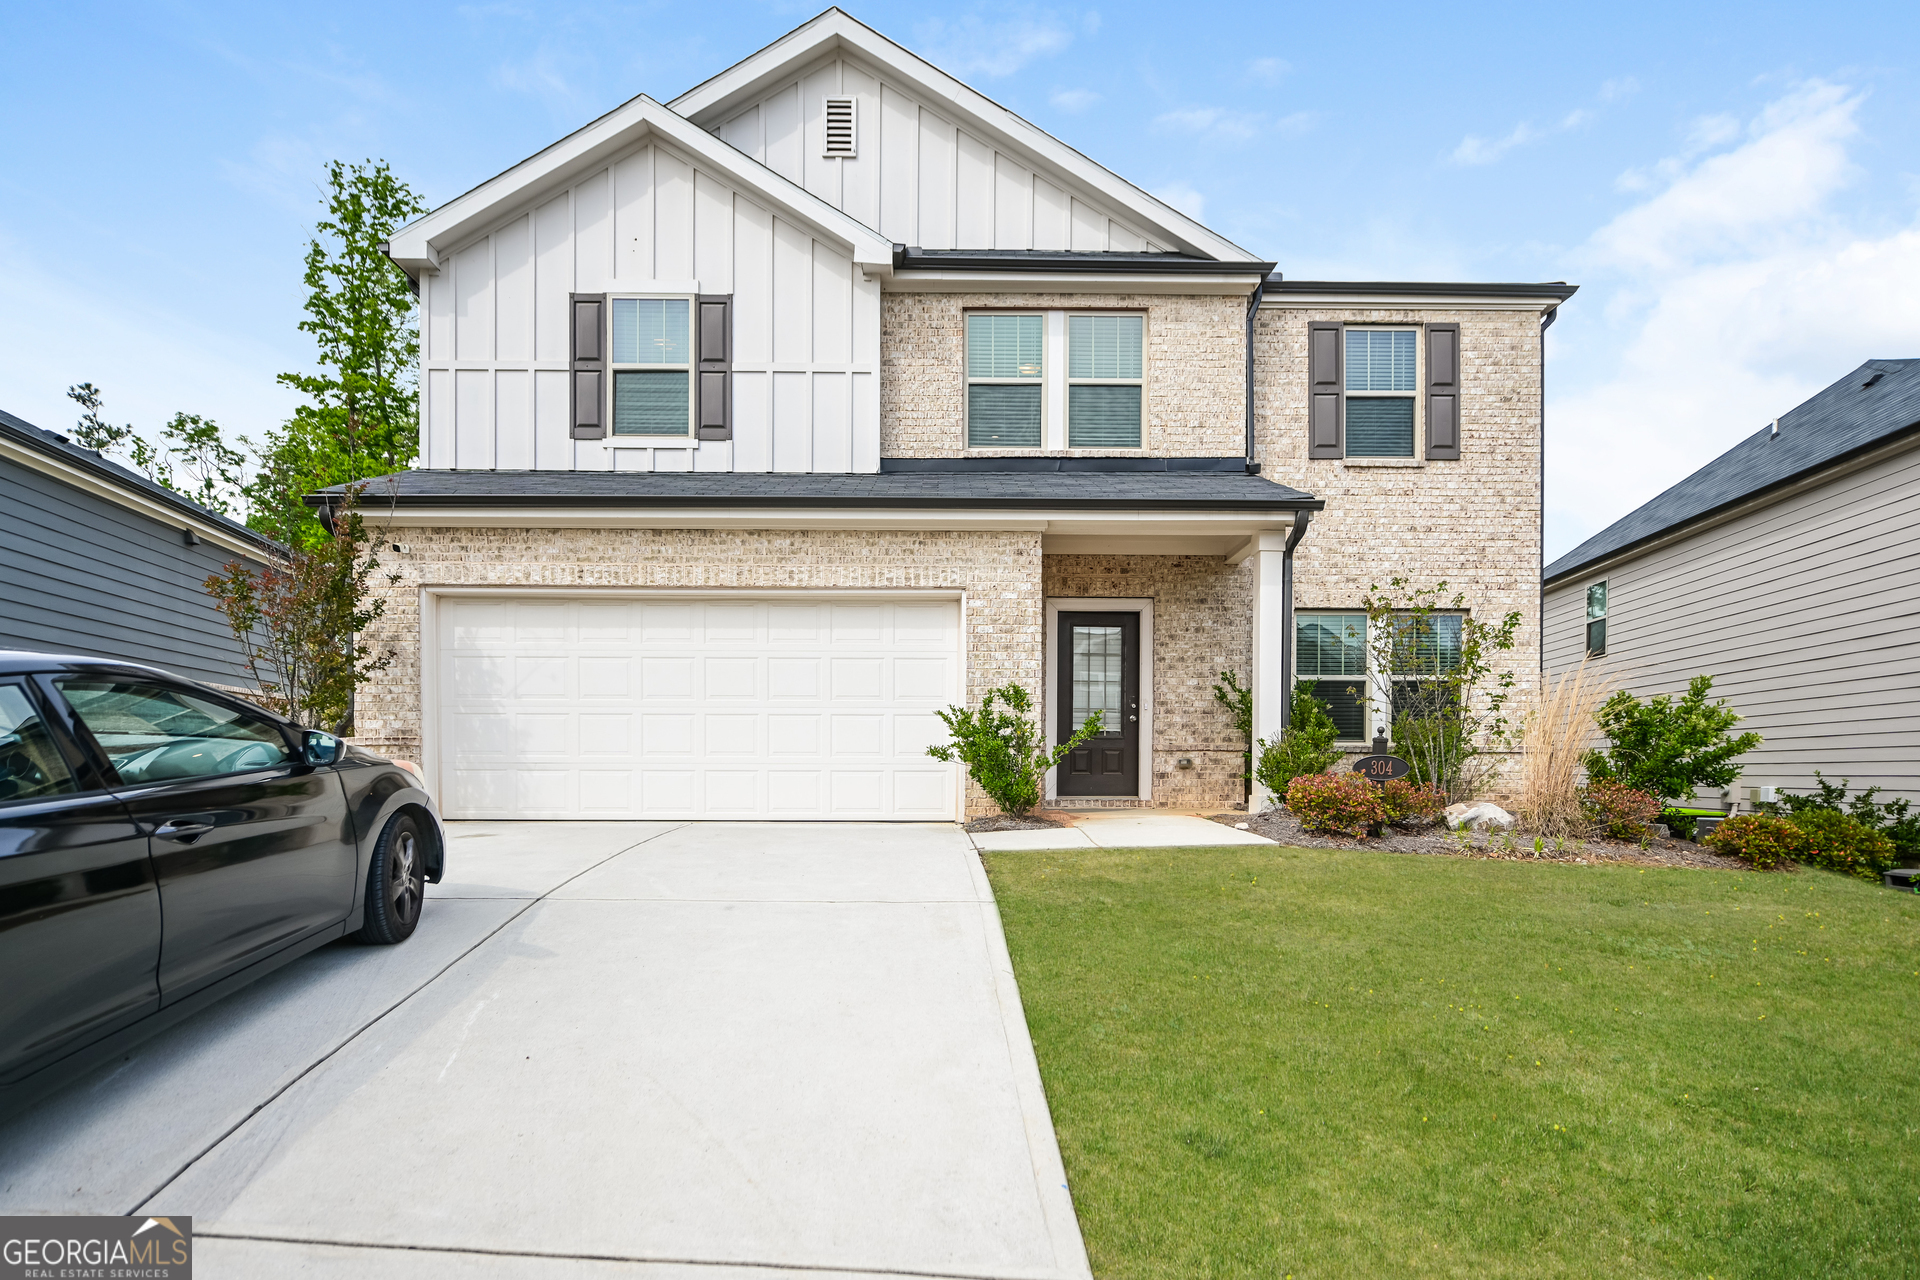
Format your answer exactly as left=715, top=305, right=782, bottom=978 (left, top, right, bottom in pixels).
left=966, top=313, right=1044, bottom=448
left=1345, top=327, right=1418, bottom=458
left=1387, top=614, right=1464, bottom=727
left=1067, top=314, right=1144, bottom=447
left=1296, top=613, right=1368, bottom=740
left=1586, top=580, right=1608, bottom=656
left=611, top=297, right=693, bottom=437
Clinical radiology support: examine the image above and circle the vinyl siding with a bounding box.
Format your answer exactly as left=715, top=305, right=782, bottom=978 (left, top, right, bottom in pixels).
left=1544, top=437, right=1920, bottom=802
left=0, top=458, right=263, bottom=687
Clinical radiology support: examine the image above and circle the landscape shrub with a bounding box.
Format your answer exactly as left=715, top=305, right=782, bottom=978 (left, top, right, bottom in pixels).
left=1378, top=777, right=1445, bottom=825
left=1585, top=674, right=1762, bottom=802
left=1704, top=814, right=1807, bottom=870
left=1770, top=772, right=1920, bottom=863
left=1582, top=780, right=1661, bottom=840
left=1253, top=685, right=1343, bottom=800
left=926, top=683, right=1101, bottom=818
left=1787, top=809, right=1898, bottom=882
left=1286, top=772, right=1388, bottom=839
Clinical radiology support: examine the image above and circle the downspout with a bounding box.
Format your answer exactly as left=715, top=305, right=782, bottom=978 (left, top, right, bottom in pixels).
left=1278, top=509, right=1313, bottom=734
left=1538, top=306, right=1558, bottom=677
left=1244, top=276, right=1269, bottom=472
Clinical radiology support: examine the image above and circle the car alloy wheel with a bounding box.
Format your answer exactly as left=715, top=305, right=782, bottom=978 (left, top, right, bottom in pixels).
left=390, top=829, right=422, bottom=926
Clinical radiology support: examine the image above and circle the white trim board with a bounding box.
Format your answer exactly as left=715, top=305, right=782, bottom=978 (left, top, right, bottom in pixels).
left=1043, top=596, right=1154, bottom=805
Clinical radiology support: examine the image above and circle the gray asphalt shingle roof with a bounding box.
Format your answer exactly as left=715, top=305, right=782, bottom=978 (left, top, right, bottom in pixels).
left=321, top=468, right=1321, bottom=511
left=1543, top=359, right=1920, bottom=583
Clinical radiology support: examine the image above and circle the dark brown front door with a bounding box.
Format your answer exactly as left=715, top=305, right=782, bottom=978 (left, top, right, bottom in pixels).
left=1056, top=612, right=1139, bottom=797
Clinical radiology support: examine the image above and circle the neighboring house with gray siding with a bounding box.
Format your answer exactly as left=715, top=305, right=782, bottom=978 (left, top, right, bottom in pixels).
left=0, top=408, right=280, bottom=689
left=1544, top=359, right=1920, bottom=806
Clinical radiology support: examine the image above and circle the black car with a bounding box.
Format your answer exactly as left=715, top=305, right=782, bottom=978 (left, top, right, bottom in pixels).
left=0, top=652, right=443, bottom=1112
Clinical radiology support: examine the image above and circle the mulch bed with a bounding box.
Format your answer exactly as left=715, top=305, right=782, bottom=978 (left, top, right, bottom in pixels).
left=1209, top=807, right=1750, bottom=871
left=964, top=813, right=1065, bottom=833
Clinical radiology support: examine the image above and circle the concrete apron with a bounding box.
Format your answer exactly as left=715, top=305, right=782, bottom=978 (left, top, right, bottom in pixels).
left=0, top=822, right=1092, bottom=1280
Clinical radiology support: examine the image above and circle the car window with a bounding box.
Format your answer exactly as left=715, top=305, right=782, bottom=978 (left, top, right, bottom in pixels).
left=59, top=679, right=294, bottom=784
left=0, top=683, right=77, bottom=804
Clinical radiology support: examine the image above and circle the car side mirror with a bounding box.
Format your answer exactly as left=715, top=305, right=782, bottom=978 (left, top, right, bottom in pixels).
left=303, top=731, right=344, bottom=766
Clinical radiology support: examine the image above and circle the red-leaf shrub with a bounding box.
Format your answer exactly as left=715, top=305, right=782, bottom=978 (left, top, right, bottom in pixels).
left=1286, top=772, right=1388, bottom=839
left=1704, top=814, right=1806, bottom=870
left=1583, top=780, right=1661, bottom=840
left=1788, top=809, right=1898, bottom=881
left=1379, top=778, right=1445, bottom=824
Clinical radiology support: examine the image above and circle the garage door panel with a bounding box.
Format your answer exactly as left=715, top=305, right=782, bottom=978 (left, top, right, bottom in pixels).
left=438, top=597, right=960, bottom=819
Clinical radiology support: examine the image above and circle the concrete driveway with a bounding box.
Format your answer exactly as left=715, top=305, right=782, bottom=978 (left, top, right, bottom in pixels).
left=0, top=822, right=1091, bottom=1280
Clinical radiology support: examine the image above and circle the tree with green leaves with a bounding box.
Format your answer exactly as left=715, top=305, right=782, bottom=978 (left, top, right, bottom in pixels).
left=247, top=159, right=426, bottom=547
left=66, top=384, right=247, bottom=518
left=1585, top=675, right=1763, bottom=803
left=1253, top=684, right=1344, bottom=801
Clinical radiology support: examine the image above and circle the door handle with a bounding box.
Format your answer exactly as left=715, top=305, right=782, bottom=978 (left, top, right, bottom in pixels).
left=155, top=820, right=215, bottom=841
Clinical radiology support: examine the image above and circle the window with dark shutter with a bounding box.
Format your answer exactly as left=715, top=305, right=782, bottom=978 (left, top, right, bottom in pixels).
left=1425, top=322, right=1461, bottom=459
left=696, top=294, right=732, bottom=440
left=1307, top=321, right=1343, bottom=458
left=823, top=98, right=857, bottom=158
left=570, top=293, right=606, bottom=439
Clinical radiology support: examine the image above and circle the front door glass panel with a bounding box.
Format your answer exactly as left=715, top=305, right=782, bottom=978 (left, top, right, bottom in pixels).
left=1070, top=626, right=1124, bottom=731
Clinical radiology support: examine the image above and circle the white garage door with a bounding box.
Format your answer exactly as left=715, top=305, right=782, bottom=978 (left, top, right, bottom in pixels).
left=435, top=595, right=961, bottom=821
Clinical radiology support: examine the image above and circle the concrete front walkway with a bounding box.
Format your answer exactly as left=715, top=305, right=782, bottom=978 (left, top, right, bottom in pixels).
left=970, top=808, right=1276, bottom=852
left=0, top=822, right=1091, bottom=1280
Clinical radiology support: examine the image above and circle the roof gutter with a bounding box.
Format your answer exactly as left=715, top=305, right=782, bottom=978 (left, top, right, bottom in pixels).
left=890, top=247, right=1276, bottom=276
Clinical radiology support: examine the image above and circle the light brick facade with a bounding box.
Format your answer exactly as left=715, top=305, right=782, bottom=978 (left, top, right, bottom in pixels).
left=881, top=292, right=1247, bottom=458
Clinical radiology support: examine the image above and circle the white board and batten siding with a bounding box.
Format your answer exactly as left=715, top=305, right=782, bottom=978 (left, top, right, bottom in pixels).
left=436, top=595, right=962, bottom=820
left=1544, top=439, right=1920, bottom=802
left=420, top=140, right=880, bottom=475
left=711, top=50, right=1168, bottom=254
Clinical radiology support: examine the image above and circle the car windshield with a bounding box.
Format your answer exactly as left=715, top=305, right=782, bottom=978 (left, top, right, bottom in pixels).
left=59, top=679, right=294, bottom=783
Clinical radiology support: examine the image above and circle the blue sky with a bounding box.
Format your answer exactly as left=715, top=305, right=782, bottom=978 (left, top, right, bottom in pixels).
left=4, top=1, right=1917, bottom=557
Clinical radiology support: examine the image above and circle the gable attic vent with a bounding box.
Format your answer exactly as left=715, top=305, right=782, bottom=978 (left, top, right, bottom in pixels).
left=823, top=97, right=857, bottom=158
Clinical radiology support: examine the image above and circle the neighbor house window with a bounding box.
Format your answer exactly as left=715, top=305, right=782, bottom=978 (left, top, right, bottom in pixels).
left=611, top=297, right=693, bottom=437
left=1067, top=314, right=1144, bottom=447
left=1296, top=613, right=1368, bottom=740
left=966, top=313, right=1044, bottom=448
left=1586, top=581, right=1607, bottom=656
left=1345, top=328, right=1418, bottom=458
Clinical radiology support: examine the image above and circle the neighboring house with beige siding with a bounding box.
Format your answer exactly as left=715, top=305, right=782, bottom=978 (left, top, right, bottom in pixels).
left=1544, top=359, right=1920, bottom=806
left=344, top=8, right=1572, bottom=821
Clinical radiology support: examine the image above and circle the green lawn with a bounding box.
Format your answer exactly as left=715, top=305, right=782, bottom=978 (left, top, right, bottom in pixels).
left=986, top=846, right=1920, bottom=1279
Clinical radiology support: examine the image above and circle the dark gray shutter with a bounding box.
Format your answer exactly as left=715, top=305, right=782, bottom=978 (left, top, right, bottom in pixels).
left=695, top=294, right=732, bottom=441
left=1425, top=322, right=1460, bottom=460
left=570, top=293, right=605, bottom=439
left=1307, top=321, right=1343, bottom=458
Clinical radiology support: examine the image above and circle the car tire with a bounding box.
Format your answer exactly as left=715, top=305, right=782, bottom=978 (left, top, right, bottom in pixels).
left=356, top=812, right=426, bottom=945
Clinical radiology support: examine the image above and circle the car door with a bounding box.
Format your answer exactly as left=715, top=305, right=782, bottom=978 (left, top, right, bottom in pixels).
left=53, top=675, right=358, bottom=1004
left=0, top=678, right=162, bottom=1082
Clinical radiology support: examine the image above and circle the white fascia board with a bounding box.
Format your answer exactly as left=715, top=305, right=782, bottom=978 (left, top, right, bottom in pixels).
left=888, top=271, right=1263, bottom=297
left=377, top=505, right=1297, bottom=538
left=0, top=436, right=273, bottom=561
left=1261, top=293, right=1564, bottom=312
left=386, top=95, right=894, bottom=276
left=668, top=10, right=1260, bottom=265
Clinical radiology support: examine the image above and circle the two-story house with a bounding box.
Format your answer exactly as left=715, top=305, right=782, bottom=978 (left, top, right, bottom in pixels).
left=346, top=8, right=1574, bottom=821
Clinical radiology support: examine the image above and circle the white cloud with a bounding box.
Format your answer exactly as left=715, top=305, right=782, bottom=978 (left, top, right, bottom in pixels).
left=1247, top=56, right=1289, bottom=86
left=1153, top=107, right=1312, bottom=144
left=1546, top=81, right=1920, bottom=558
left=1451, top=121, right=1543, bottom=165
left=1152, top=181, right=1206, bottom=221
left=1599, top=75, right=1640, bottom=103
left=1050, top=87, right=1101, bottom=112
left=915, top=9, right=1078, bottom=78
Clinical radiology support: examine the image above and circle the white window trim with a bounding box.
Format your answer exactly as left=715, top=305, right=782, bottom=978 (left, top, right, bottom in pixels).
left=1043, top=596, right=1154, bottom=803
left=1343, top=324, right=1422, bottom=461
left=608, top=292, right=697, bottom=441
left=964, top=308, right=1149, bottom=451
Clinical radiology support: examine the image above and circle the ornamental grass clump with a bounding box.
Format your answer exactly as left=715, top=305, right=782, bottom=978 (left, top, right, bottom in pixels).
left=926, top=682, right=1101, bottom=818
left=1514, top=658, right=1615, bottom=837
left=1582, top=780, right=1661, bottom=840
left=1788, top=809, right=1898, bottom=882
left=1705, top=813, right=1806, bottom=870
left=1286, top=772, right=1388, bottom=839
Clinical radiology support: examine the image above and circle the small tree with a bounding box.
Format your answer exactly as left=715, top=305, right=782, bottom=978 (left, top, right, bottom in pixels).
left=926, top=683, right=1103, bottom=818
left=1254, top=684, right=1343, bottom=803
left=1584, top=675, right=1762, bottom=803
left=204, top=488, right=396, bottom=732
left=1359, top=578, right=1521, bottom=802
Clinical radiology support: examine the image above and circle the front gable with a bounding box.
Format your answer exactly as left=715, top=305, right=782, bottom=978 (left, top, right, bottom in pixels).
left=670, top=9, right=1258, bottom=261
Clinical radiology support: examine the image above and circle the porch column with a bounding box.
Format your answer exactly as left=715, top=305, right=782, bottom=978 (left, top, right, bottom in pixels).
left=1248, top=530, right=1290, bottom=812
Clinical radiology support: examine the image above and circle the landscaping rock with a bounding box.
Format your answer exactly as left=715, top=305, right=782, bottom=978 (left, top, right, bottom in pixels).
left=1444, top=801, right=1516, bottom=832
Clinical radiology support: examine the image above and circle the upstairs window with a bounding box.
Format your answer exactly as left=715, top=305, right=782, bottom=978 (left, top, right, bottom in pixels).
left=966, top=314, right=1044, bottom=448
left=611, top=297, right=693, bottom=438
left=1067, top=314, right=1144, bottom=447
left=1586, top=581, right=1608, bottom=656
left=1344, top=328, right=1418, bottom=457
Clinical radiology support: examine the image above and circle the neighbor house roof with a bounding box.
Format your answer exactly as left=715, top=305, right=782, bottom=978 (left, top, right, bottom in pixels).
left=1544, top=359, right=1920, bottom=585
left=0, top=408, right=281, bottom=559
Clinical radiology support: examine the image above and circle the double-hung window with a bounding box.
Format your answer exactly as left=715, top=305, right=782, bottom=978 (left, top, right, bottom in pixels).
left=966, top=313, right=1044, bottom=448
left=1586, top=581, right=1607, bottom=656
left=1388, top=614, right=1463, bottom=727
left=1067, top=314, right=1144, bottom=447
left=611, top=297, right=693, bottom=438
left=1344, top=328, right=1418, bottom=458
left=1296, top=613, right=1369, bottom=741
